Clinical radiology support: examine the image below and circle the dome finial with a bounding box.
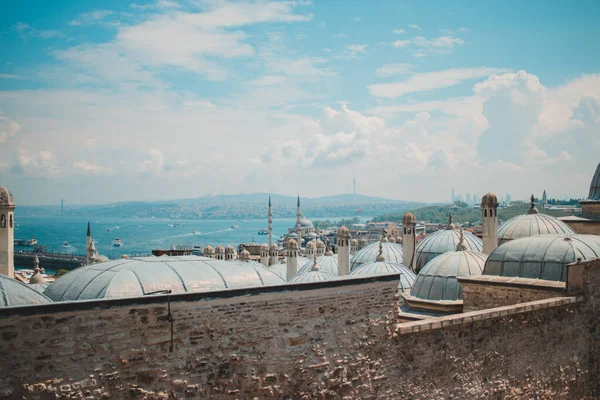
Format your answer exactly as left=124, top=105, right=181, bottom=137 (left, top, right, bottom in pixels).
left=527, top=194, right=539, bottom=215
left=30, top=254, right=45, bottom=284
left=456, top=229, right=468, bottom=251
left=446, top=213, right=455, bottom=230
left=376, top=241, right=385, bottom=262
left=311, top=249, right=320, bottom=271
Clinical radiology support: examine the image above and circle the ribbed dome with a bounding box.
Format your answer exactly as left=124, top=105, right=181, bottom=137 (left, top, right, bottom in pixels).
left=350, top=242, right=404, bottom=271
left=45, top=256, right=286, bottom=301
left=415, top=230, right=482, bottom=271
left=300, top=217, right=313, bottom=228
left=498, top=213, right=575, bottom=244
left=268, top=262, right=287, bottom=280
left=411, top=250, right=487, bottom=301
left=483, top=234, right=600, bottom=282
left=0, top=186, right=15, bottom=208
left=289, top=270, right=334, bottom=283
left=481, top=192, right=498, bottom=205
left=586, top=162, right=600, bottom=201
left=298, top=255, right=338, bottom=275
left=0, top=275, right=51, bottom=307
left=350, top=261, right=416, bottom=291
left=402, top=212, right=416, bottom=225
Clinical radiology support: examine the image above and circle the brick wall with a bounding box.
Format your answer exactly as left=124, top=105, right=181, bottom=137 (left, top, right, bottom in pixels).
left=0, top=262, right=599, bottom=399
left=564, top=219, right=600, bottom=235
left=461, top=280, right=565, bottom=311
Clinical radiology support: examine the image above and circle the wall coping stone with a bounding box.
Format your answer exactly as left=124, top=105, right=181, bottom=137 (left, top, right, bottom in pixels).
left=395, top=296, right=582, bottom=335
left=0, top=273, right=400, bottom=318
left=458, top=275, right=566, bottom=291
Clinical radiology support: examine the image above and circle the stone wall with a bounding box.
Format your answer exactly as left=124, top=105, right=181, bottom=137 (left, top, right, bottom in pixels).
left=460, top=278, right=566, bottom=311
left=0, top=262, right=599, bottom=399
left=564, top=219, right=600, bottom=235
left=581, top=201, right=600, bottom=219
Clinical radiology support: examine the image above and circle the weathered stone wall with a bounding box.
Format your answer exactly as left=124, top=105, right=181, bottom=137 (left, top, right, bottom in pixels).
left=0, top=262, right=599, bottom=400
left=461, top=281, right=565, bottom=311
left=581, top=202, right=600, bottom=219
left=564, top=219, right=600, bottom=235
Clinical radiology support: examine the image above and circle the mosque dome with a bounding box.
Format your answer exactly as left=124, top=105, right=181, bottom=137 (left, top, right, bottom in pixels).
left=350, top=238, right=358, bottom=246
left=260, top=243, right=269, bottom=251
left=204, top=245, right=215, bottom=255
left=402, top=212, right=416, bottom=226
left=29, top=271, right=45, bottom=285
left=270, top=243, right=279, bottom=251
left=350, top=261, right=416, bottom=291
left=316, top=239, right=325, bottom=249
left=306, top=241, right=315, bottom=249
left=0, top=186, right=15, bottom=208
left=215, top=245, right=225, bottom=254
left=225, top=245, right=236, bottom=254
left=269, top=262, right=288, bottom=280
left=337, top=226, right=351, bottom=238
left=306, top=232, right=318, bottom=239
left=300, top=217, right=314, bottom=228
left=481, top=192, right=499, bottom=205
left=29, top=283, right=49, bottom=294
left=298, top=256, right=311, bottom=269
left=289, top=268, right=334, bottom=283
left=298, top=255, right=338, bottom=275
left=359, top=238, right=368, bottom=246
left=287, top=239, right=298, bottom=249
left=414, top=229, right=482, bottom=272
left=585, top=162, right=600, bottom=201
left=239, top=248, right=251, bottom=261
left=410, top=250, right=487, bottom=302
left=44, top=256, right=286, bottom=301
left=389, top=237, right=396, bottom=243
left=350, top=241, right=404, bottom=271
left=288, top=233, right=299, bottom=239
left=483, top=234, right=600, bottom=282
left=0, top=275, right=51, bottom=307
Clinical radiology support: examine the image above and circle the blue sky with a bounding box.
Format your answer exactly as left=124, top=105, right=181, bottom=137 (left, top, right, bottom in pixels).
left=1, top=0, right=599, bottom=205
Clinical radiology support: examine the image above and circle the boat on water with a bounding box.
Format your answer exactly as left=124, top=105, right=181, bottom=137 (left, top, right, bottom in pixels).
left=257, top=228, right=269, bottom=235
left=192, top=230, right=201, bottom=235
left=112, top=238, right=122, bottom=247
left=61, top=241, right=69, bottom=247
left=15, top=238, right=38, bottom=247
left=173, top=223, right=181, bottom=228
left=231, top=224, right=239, bottom=229
left=107, top=228, right=112, bottom=232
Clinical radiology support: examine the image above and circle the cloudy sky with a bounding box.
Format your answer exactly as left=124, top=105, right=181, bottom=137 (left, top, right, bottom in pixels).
left=1, top=0, right=599, bottom=205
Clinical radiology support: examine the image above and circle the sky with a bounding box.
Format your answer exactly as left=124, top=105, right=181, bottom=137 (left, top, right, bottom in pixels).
left=1, top=0, right=599, bottom=205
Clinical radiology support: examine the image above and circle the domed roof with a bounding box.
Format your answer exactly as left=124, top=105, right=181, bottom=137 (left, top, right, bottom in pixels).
left=316, top=239, right=325, bottom=249
left=29, top=283, right=49, bottom=294
left=306, top=241, right=315, bottom=249
left=350, top=241, right=404, bottom=271
left=585, top=162, right=600, bottom=201
left=483, top=234, right=600, bottom=282
left=415, top=230, right=482, bottom=272
left=225, top=245, right=235, bottom=253
left=289, top=269, right=334, bottom=283
left=288, top=233, right=299, bottom=239
left=481, top=192, right=498, bottom=205
left=0, top=275, right=51, bottom=307
left=44, top=256, right=286, bottom=301
left=215, top=245, right=225, bottom=253
left=300, top=217, right=313, bottom=228
left=204, top=245, right=215, bottom=254
left=0, top=186, right=15, bottom=208
left=298, top=255, right=338, bottom=275
left=402, top=212, right=416, bottom=225
left=270, top=243, right=279, bottom=251
left=239, top=248, right=251, bottom=261
left=298, top=256, right=311, bottom=269
left=287, top=239, right=298, bottom=249
left=260, top=243, right=269, bottom=251
left=410, top=250, right=487, bottom=302
left=350, top=238, right=358, bottom=246
left=350, top=261, right=416, bottom=291
left=306, top=232, right=318, bottom=239
left=268, top=262, right=287, bottom=280
left=359, top=238, right=368, bottom=245
left=497, top=213, right=575, bottom=244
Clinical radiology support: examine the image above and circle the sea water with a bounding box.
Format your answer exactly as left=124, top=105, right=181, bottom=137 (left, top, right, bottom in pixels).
left=14, top=215, right=371, bottom=269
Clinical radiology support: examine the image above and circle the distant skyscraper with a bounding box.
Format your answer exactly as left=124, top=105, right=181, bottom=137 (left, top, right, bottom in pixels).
left=451, top=188, right=455, bottom=203
left=506, top=193, right=511, bottom=204
left=542, top=190, right=547, bottom=205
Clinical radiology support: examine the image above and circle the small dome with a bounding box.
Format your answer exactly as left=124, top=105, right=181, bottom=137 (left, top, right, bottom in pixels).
left=29, top=271, right=45, bottom=285
left=306, top=232, right=318, bottom=239
left=288, top=232, right=299, bottom=239
left=316, top=239, right=325, bottom=249
left=350, top=261, right=416, bottom=291
left=29, top=283, right=49, bottom=294
left=268, top=263, right=288, bottom=280
left=359, top=238, right=368, bottom=245
left=402, top=212, right=416, bottom=225
left=484, top=234, right=600, bottom=282
left=0, top=275, right=51, bottom=307
left=337, top=226, right=351, bottom=238
left=300, top=217, right=314, bottom=228
left=120, top=254, right=129, bottom=259
left=239, top=249, right=251, bottom=261
left=306, top=241, right=315, bottom=249
left=389, top=237, right=396, bottom=243
left=260, top=243, right=269, bottom=251
left=585, top=162, right=600, bottom=201
left=0, top=186, right=15, bottom=208
left=225, top=245, right=235, bottom=254
left=498, top=213, right=575, bottom=244
left=270, top=243, right=279, bottom=251
left=289, top=270, right=334, bottom=283
left=350, top=241, right=404, bottom=271
left=410, top=250, right=487, bottom=302
left=287, top=239, right=298, bottom=249
left=481, top=192, right=498, bottom=205
left=415, top=229, right=482, bottom=272
left=298, top=256, right=311, bottom=269
left=298, top=255, right=338, bottom=275
left=45, top=256, right=286, bottom=301
left=215, top=245, right=225, bottom=253
left=204, top=245, right=215, bottom=254
left=350, top=239, right=358, bottom=246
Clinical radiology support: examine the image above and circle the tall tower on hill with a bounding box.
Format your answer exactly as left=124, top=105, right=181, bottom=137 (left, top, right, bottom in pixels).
left=0, top=186, right=15, bottom=277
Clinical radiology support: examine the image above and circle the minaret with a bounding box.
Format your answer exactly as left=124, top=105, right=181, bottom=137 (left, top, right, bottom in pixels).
left=481, top=192, right=499, bottom=255
left=0, top=186, right=16, bottom=277
left=269, top=243, right=278, bottom=266
left=305, top=240, right=315, bottom=259
left=85, top=221, right=93, bottom=265
left=268, top=196, right=273, bottom=250
left=295, top=195, right=302, bottom=248
left=260, top=244, right=269, bottom=266
left=336, top=226, right=351, bottom=276
left=316, top=239, right=325, bottom=257
left=402, top=211, right=417, bottom=271
left=204, top=245, right=215, bottom=259
left=286, top=239, right=298, bottom=281
left=225, top=245, right=236, bottom=261
left=30, top=255, right=45, bottom=284
left=215, top=245, right=225, bottom=260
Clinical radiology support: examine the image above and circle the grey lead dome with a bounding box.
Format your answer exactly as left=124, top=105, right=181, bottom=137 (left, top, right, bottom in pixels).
left=497, top=213, right=575, bottom=244
left=0, top=186, right=15, bottom=208
left=44, top=256, right=286, bottom=301
left=350, top=241, right=403, bottom=271
left=483, top=234, right=600, bottom=282
left=0, top=275, right=51, bottom=307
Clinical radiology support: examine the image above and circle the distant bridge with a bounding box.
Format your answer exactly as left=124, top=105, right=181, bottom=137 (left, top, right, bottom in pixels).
left=14, top=251, right=86, bottom=270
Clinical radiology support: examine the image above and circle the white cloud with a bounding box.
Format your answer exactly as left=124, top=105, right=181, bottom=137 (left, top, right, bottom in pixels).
left=369, top=67, right=507, bottom=97
left=393, top=29, right=406, bottom=34
left=376, top=63, right=412, bottom=77
left=0, top=116, right=20, bottom=144
left=137, top=149, right=165, bottom=176
left=73, top=161, right=114, bottom=175
left=68, top=10, right=115, bottom=26
left=14, top=150, right=61, bottom=177
left=332, top=33, right=348, bottom=38
left=409, top=24, right=421, bottom=30
left=345, top=44, right=367, bottom=53
left=391, top=35, right=465, bottom=57
left=392, top=40, right=410, bottom=48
